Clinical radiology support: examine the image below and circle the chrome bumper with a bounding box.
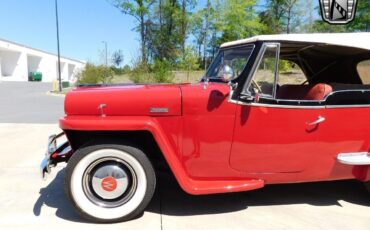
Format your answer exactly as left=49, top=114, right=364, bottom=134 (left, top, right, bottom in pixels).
left=40, top=132, right=72, bottom=179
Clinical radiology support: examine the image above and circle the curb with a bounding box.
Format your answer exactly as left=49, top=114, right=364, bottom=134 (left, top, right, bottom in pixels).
left=46, top=91, right=66, bottom=97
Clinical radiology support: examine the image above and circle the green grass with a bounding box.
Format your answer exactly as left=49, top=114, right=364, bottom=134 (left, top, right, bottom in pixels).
left=111, top=70, right=205, bottom=84
left=111, top=69, right=307, bottom=85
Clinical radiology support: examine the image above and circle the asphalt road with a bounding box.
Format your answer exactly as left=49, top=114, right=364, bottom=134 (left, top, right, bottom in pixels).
left=0, top=81, right=64, bottom=123
left=0, top=82, right=369, bottom=230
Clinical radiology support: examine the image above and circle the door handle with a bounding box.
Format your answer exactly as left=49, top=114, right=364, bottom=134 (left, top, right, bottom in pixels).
left=307, top=116, right=325, bottom=126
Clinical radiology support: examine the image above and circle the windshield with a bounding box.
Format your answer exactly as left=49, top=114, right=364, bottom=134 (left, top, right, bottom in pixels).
left=205, top=45, right=254, bottom=80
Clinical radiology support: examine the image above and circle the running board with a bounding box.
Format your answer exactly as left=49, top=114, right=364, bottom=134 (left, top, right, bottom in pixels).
left=337, top=152, right=370, bottom=165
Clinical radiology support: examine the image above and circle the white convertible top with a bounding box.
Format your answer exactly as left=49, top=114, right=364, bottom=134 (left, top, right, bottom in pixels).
left=221, top=33, right=370, bottom=50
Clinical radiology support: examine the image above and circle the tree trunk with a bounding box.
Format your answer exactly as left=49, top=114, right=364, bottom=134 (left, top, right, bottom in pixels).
left=181, top=0, right=187, bottom=58
left=140, top=13, right=146, bottom=63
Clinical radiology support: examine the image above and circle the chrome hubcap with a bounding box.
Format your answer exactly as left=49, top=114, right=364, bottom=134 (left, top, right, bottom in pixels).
left=82, top=157, right=137, bottom=208
left=91, top=164, right=129, bottom=199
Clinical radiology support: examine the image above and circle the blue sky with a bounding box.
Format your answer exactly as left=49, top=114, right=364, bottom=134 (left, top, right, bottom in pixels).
left=0, top=0, right=137, bottom=65
left=0, top=1, right=317, bottom=65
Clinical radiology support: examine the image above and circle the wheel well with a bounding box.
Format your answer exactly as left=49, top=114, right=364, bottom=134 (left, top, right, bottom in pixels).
left=64, top=130, right=170, bottom=171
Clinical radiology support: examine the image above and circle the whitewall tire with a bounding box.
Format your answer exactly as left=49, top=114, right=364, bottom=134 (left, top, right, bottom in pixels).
left=64, top=144, right=156, bottom=222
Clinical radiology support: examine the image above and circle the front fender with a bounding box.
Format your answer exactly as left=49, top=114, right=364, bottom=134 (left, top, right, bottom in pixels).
left=60, top=116, right=264, bottom=194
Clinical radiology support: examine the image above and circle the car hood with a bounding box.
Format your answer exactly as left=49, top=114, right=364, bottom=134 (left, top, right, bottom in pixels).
left=65, top=84, right=182, bottom=116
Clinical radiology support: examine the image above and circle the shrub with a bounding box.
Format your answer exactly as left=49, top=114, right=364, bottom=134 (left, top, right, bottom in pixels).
left=129, top=59, right=151, bottom=84
left=152, top=59, right=174, bottom=83
left=77, top=63, right=113, bottom=84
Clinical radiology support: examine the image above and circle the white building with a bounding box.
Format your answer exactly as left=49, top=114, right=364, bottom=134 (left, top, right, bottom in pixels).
left=0, top=38, right=85, bottom=82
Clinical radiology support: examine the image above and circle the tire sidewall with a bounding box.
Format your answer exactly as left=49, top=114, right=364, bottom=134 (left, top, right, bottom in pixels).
left=65, top=144, right=155, bottom=222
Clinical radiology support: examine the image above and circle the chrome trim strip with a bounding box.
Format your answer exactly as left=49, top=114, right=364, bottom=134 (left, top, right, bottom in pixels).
left=273, top=44, right=280, bottom=99
left=248, top=102, right=325, bottom=109
left=150, top=108, right=169, bottom=113
left=242, top=44, right=269, bottom=94
left=324, top=89, right=370, bottom=99
left=337, top=152, right=370, bottom=165
left=243, top=43, right=281, bottom=99
left=232, top=101, right=370, bottom=109
left=326, top=104, right=370, bottom=109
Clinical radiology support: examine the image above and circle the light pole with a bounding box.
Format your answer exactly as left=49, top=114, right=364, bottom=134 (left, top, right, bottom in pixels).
left=55, top=0, right=62, bottom=92
left=102, top=41, right=108, bottom=83
left=102, top=41, right=108, bottom=67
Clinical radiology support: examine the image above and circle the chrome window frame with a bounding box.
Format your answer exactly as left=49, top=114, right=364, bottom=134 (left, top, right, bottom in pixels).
left=242, top=43, right=281, bottom=99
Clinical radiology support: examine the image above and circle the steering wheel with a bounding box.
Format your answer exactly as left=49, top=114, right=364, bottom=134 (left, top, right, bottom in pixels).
left=300, top=80, right=309, bottom=85
left=252, top=80, right=262, bottom=93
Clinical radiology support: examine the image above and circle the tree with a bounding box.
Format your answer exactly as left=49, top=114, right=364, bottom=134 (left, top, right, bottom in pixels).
left=260, top=0, right=303, bottom=34
left=149, top=0, right=181, bottom=62
left=112, top=50, right=124, bottom=67
left=283, top=0, right=298, bottom=34
left=178, top=46, right=199, bottom=81
left=112, top=0, right=155, bottom=63
left=217, top=0, right=264, bottom=43
left=179, top=0, right=196, bottom=56
left=347, top=0, right=370, bottom=32
left=259, top=0, right=286, bottom=33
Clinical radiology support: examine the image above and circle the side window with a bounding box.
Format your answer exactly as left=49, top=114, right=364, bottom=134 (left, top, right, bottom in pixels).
left=357, top=60, right=370, bottom=84
left=249, top=44, right=279, bottom=98
left=279, top=60, right=307, bottom=85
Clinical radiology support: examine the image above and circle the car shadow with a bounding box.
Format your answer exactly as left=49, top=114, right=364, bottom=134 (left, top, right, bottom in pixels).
left=150, top=170, right=370, bottom=216
left=33, top=169, right=87, bottom=223
left=34, top=168, right=370, bottom=222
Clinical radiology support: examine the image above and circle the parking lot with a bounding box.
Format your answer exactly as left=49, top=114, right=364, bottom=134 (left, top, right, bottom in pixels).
left=0, top=82, right=369, bottom=230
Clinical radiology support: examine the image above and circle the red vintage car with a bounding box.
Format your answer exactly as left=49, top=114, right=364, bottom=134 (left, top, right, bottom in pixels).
left=41, top=33, right=370, bottom=222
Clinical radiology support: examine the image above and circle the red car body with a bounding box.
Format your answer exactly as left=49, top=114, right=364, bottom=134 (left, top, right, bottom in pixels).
left=41, top=33, right=370, bottom=222
left=60, top=81, right=370, bottom=195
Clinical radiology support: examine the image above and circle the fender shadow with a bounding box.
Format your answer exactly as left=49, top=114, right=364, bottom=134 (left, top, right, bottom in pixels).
left=148, top=170, right=370, bottom=217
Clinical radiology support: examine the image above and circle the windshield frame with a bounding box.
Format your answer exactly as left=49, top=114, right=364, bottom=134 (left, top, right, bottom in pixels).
left=203, top=44, right=255, bottom=82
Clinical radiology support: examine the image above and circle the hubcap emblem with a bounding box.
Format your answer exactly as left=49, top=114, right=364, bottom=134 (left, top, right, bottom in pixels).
left=101, top=176, right=118, bottom=192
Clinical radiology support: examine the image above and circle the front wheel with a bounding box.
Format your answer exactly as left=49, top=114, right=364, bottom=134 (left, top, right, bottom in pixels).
left=64, top=144, right=156, bottom=223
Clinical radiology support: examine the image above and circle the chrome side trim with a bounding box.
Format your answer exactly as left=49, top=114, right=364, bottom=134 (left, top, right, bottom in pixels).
left=248, top=102, right=325, bottom=109
left=326, top=104, right=370, bottom=109
left=337, top=152, right=370, bottom=165
left=232, top=100, right=370, bottom=109
left=150, top=108, right=169, bottom=113
left=324, top=89, right=370, bottom=100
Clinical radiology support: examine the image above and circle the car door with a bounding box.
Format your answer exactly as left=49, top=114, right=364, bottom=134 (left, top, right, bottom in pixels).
left=180, top=45, right=255, bottom=179
left=181, top=82, right=237, bottom=178
left=229, top=43, right=326, bottom=183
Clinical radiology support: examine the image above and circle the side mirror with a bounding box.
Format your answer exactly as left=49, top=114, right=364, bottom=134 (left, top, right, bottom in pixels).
left=218, top=65, right=235, bottom=82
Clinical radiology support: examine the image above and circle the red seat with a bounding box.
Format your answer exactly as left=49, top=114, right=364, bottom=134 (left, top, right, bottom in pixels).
left=277, top=83, right=333, bottom=100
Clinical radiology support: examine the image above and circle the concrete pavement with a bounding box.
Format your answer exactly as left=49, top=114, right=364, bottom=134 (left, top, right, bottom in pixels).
left=0, top=82, right=64, bottom=123
left=1, top=124, right=370, bottom=230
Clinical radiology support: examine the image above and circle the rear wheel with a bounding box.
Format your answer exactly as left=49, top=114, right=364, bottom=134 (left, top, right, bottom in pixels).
left=64, top=144, right=156, bottom=223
